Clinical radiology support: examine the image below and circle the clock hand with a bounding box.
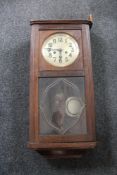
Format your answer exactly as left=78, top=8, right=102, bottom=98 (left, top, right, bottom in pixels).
left=57, top=48, right=63, bottom=52
left=45, top=48, right=52, bottom=51
left=45, top=48, right=63, bottom=60
left=58, top=49, right=63, bottom=62
left=45, top=48, right=63, bottom=51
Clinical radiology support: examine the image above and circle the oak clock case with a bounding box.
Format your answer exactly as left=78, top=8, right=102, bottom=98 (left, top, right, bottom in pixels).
left=28, top=19, right=96, bottom=158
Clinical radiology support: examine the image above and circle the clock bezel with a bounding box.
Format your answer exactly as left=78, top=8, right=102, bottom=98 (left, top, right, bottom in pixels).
left=39, top=29, right=83, bottom=71
left=41, top=32, right=80, bottom=68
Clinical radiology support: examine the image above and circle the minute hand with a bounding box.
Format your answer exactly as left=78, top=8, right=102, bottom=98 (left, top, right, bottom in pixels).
left=58, top=49, right=63, bottom=63
left=53, top=48, right=63, bottom=52
left=45, top=48, right=62, bottom=51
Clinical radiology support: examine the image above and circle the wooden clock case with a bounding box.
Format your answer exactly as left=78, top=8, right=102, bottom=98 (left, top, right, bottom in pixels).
left=27, top=18, right=96, bottom=158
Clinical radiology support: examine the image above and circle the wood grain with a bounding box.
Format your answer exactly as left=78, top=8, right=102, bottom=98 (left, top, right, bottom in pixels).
left=30, top=20, right=92, bottom=28
left=28, top=141, right=96, bottom=150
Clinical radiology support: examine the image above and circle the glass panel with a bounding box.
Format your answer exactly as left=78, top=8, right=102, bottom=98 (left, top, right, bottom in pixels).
left=39, top=77, right=87, bottom=135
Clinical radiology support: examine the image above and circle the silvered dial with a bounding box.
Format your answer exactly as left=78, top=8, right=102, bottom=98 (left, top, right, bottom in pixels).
left=41, top=33, right=80, bottom=67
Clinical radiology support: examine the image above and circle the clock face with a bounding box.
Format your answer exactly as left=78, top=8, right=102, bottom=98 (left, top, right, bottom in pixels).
left=41, top=33, right=80, bottom=67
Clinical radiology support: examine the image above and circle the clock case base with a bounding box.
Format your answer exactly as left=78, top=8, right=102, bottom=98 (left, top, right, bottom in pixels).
left=28, top=142, right=96, bottom=159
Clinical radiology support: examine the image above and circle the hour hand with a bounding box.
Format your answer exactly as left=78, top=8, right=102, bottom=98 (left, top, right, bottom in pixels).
left=45, top=48, right=63, bottom=52
left=45, top=48, right=52, bottom=51
left=45, top=48, right=58, bottom=52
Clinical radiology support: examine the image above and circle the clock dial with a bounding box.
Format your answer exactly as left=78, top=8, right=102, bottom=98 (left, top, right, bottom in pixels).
left=41, top=33, right=80, bottom=67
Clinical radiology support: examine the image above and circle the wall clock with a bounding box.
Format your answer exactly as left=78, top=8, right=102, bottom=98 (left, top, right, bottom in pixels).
left=28, top=16, right=96, bottom=158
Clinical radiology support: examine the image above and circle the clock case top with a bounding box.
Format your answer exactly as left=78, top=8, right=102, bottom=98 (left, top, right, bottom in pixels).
left=28, top=19, right=96, bottom=156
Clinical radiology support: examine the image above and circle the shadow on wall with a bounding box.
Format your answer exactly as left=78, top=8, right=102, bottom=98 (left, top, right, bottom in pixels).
left=44, top=33, right=113, bottom=169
